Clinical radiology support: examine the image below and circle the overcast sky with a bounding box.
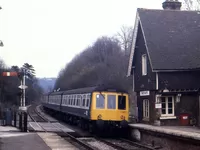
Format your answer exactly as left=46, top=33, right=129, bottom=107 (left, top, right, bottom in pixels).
left=0, top=0, right=164, bottom=78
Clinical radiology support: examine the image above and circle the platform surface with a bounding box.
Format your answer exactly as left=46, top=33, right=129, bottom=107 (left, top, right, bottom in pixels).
left=0, top=126, right=79, bottom=150
left=129, top=123, right=200, bottom=141
left=0, top=126, right=50, bottom=150
left=38, top=132, right=79, bottom=150
left=28, top=122, right=74, bottom=132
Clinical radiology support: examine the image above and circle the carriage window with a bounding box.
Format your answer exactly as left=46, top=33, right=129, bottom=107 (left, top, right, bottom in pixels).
left=96, top=94, right=105, bottom=109
left=63, top=95, right=66, bottom=105
left=66, top=95, right=69, bottom=105
left=69, top=95, right=71, bottom=105
left=62, top=96, right=64, bottom=104
left=118, top=95, right=126, bottom=110
left=68, top=95, right=70, bottom=105
left=73, top=95, right=76, bottom=106
left=79, top=95, right=82, bottom=106
left=86, top=99, right=90, bottom=107
left=74, top=95, right=77, bottom=106
left=76, top=95, right=80, bottom=106
left=71, top=96, right=73, bottom=105
left=86, top=94, right=90, bottom=107
left=107, top=95, right=116, bottom=109
left=70, top=95, right=72, bottom=105
left=82, top=95, right=86, bottom=107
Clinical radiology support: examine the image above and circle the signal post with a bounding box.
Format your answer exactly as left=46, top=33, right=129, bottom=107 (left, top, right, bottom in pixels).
left=2, top=71, right=28, bottom=132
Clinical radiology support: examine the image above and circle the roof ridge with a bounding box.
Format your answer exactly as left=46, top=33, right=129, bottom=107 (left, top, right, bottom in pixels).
left=137, top=7, right=200, bottom=12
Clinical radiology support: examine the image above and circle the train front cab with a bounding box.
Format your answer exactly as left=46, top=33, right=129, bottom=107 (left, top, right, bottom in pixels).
left=90, top=91, right=129, bottom=130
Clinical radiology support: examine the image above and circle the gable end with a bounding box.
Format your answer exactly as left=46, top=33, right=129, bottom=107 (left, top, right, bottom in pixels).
left=127, top=12, right=139, bottom=76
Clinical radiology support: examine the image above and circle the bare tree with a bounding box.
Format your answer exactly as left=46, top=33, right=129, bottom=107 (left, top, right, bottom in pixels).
left=54, top=36, right=132, bottom=91
left=184, top=0, right=200, bottom=10
left=115, top=25, right=133, bottom=55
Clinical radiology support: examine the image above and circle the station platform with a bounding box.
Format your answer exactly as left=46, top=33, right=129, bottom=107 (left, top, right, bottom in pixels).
left=0, top=126, right=50, bottom=150
left=129, top=123, right=200, bottom=150
left=129, top=123, right=200, bottom=141
left=0, top=126, right=78, bottom=150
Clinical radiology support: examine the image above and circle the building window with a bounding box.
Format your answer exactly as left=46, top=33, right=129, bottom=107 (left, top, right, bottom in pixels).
left=143, top=99, right=149, bottom=118
left=142, top=54, right=147, bottom=75
left=160, top=96, right=174, bottom=116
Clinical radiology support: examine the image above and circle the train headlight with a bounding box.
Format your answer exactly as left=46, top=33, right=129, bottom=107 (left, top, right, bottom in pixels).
left=97, top=114, right=102, bottom=120
left=120, top=115, right=125, bottom=120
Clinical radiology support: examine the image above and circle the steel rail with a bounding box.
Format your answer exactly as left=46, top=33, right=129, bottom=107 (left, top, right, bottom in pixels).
left=120, top=138, right=158, bottom=150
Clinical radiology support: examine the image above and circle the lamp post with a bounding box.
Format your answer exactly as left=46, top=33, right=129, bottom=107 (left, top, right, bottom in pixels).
left=0, top=6, right=3, bottom=109
left=0, top=6, right=3, bottom=47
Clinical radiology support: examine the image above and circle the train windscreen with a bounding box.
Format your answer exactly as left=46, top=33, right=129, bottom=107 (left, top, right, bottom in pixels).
left=96, top=94, right=105, bottom=109
left=107, top=95, right=116, bottom=109
left=118, top=95, right=126, bottom=110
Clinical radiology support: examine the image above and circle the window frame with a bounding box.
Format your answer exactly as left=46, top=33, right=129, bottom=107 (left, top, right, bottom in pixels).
left=158, top=96, right=175, bottom=117
left=143, top=99, right=149, bottom=119
left=142, top=54, right=147, bottom=76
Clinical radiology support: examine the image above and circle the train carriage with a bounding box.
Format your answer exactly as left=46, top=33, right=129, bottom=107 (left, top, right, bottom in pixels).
left=46, top=91, right=63, bottom=111
left=42, top=86, right=129, bottom=132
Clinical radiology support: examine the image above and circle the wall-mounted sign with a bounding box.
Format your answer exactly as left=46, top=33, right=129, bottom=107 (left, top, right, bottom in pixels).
left=155, top=103, right=162, bottom=109
left=140, top=91, right=150, bottom=96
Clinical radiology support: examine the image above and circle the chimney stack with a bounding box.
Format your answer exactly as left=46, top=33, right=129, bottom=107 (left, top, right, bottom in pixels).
left=162, top=0, right=182, bottom=10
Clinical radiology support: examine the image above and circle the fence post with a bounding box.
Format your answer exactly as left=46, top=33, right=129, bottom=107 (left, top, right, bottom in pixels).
left=14, top=111, right=16, bottom=127
left=24, top=112, right=27, bottom=132
left=19, top=112, right=22, bottom=131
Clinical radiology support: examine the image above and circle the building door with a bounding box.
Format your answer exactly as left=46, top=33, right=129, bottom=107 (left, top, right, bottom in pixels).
left=199, top=96, right=200, bottom=126
left=137, top=98, right=143, bottom=122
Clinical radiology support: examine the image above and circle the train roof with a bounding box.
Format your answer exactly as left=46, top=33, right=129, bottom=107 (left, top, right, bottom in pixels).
left=48, top=85, right=128, bottom=96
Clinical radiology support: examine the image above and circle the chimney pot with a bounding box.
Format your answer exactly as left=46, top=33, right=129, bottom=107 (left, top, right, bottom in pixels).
left=162, top=0, right=182, bottom=10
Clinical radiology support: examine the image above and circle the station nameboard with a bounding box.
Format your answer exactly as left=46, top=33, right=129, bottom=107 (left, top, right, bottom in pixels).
left=140, top=91, right=150, bottom=96
left=155, top=103, right=162, bottom=109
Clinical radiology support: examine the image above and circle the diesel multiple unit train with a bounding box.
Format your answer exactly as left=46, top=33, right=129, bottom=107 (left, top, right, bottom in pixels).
left=42, top=86, right=129, bottom=132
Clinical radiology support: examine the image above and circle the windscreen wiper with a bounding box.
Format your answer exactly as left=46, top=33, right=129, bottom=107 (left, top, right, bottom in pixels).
left=99, top=92, right=105, bottom=99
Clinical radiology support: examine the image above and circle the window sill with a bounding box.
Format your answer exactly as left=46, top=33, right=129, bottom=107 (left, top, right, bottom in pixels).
left=160, top=116, right=177, bottom=120
left=142, top=117, right=149, bottom=121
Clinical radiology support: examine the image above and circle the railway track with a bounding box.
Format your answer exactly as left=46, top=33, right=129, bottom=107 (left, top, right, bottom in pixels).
left=28, top=105, right=48, bottom=122
left=28, top=105, right=158, bottom=150
left=77, top=136, right=157, bottom=150
left=96, top=138, right=156, bottom=150
left=27, top=105, right=98, bottom=149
